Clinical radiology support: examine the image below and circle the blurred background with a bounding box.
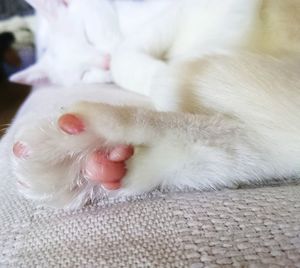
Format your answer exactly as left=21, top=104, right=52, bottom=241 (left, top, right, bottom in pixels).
left=0, top=0, right=35, bottom=136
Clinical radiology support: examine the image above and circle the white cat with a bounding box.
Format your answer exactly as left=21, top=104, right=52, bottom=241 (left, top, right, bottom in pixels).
left=9, top=0, right=119, bottom=86
left=9, top=0, right=174, bottom=86
left=9, top=0, right=300, bottom=209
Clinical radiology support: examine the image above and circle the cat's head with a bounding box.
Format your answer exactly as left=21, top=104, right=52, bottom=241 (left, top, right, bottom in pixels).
left=10, top=0, right=115, bottom=87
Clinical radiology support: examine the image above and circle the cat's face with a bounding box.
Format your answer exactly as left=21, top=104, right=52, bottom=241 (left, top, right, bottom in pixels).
left=10, top=0, right=112, bottom=87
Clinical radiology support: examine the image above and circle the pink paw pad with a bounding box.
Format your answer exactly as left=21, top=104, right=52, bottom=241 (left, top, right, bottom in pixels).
left=86, top=145, right=134, bottom=190
left=58, top=114, right=85, bottom=135
left=108, top=145, right=134, bottom=162
left=13, top=142, right=30, bottom=158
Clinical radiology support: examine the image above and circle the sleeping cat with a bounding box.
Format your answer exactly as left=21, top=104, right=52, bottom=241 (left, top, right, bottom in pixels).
left=9, top=0, right=120, bottom=85
left=9, top=0, right=174, bottom=86
left=10, top=0, right=300, bottom=208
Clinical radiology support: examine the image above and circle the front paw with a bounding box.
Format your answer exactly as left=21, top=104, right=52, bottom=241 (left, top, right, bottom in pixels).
left=11, top=108, right=134, bottom=208
left=64, top=102, right=172, bottom=196
left=61, top=102, right=157, bottom=193
left=11, top=102, right=165, bottom=208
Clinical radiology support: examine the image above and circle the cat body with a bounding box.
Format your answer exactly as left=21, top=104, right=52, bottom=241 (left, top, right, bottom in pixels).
left=9, top=0, right=300, bottom=208
left=10, top=0, right=261, bottom=88
left=111, top=0, right=300, bottom=98
left=10, top=0, right=174, bottom=86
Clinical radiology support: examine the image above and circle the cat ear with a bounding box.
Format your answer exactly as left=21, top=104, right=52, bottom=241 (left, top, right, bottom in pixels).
left=25, top=0, right=69, bottom=18
left=9, top=64, right=50, bottom=86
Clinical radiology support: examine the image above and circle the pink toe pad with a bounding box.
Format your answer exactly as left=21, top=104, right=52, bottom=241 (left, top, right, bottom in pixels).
left=86, top=151, right=126, bottom=187
left=13, top=142, right=30, bottom=158
left=58, top=114, right=85, bottom=135
left=108, top=145, right=134, bottom=162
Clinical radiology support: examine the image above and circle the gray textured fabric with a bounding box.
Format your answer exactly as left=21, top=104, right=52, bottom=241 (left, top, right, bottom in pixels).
left=1, top=130, right=300, bottom=267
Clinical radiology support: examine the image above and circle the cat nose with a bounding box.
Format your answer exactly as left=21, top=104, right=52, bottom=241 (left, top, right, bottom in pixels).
left=102, top=54, right=111, bottom=71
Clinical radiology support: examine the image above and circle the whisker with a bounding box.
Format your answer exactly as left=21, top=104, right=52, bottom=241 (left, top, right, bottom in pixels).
left=0, top=123, right=11, bottom=132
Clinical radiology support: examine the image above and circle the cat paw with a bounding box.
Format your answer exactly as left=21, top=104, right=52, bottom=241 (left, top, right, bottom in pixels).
left=57, top=112, right=134, bottom=190
left=58, top=102, right=170, bottom=196
left=11, top=101, right=167, bottom=208
left=11, top=109, right=134, bottom=208
left=85, top=146, right=134, bottom=190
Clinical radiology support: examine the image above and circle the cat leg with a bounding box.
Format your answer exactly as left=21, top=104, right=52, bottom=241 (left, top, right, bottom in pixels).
left=111, top=49, right=167, bottom=96
left=11, top=101, right=272, bottom=208
left=111, top=4, right=180, bottom=95
left=55, top=102, right=269, bottom=196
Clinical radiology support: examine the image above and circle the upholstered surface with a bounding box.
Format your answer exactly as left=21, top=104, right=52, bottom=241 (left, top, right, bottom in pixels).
left=1, top=128, right=300, bottom=267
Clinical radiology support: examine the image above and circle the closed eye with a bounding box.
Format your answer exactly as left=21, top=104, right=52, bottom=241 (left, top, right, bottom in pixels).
left=84, top=24, right=94, bottom=47
left=80, top=70, right=88, bottom=80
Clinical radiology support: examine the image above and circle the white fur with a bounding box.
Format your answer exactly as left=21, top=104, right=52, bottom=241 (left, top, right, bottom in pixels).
left=10, top=84, right=151, bottom=208
left=10, top=0, right=174, bottom=86
left=8, top=0, right=300, bottom=208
